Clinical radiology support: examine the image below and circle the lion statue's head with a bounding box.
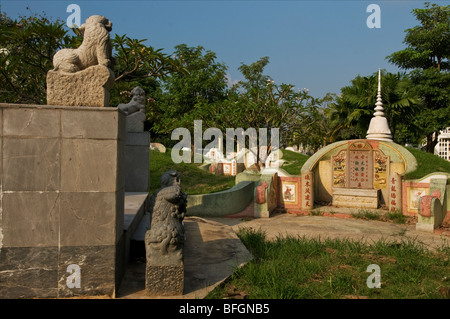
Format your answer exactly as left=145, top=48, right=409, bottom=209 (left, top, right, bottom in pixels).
left=79, top=15, right=112, bottom=33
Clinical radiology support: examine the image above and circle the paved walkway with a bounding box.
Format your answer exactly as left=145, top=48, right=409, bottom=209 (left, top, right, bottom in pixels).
left=117, top=211, right=450, bottom=299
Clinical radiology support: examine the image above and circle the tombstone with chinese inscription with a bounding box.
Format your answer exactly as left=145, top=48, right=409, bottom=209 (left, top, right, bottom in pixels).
left=331, top=140, right=384, bottom=209
left=299, top=70, right=417, bottom=212
left=301, top=138, right=416, bottom=212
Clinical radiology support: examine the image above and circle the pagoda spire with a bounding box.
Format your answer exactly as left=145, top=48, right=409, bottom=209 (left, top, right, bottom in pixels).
left=366, top=69, right=393, bottom=142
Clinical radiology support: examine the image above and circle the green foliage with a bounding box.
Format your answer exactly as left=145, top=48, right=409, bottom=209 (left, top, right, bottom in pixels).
left=386, top=2, right=450, bottom=152
left=0, top=9, right=185, bottom=107
left=227, top=57, right=322, bottom=153
left=330, top=70, right=420, bottom=143
left=387, top=2, right=450, bottom=71
left=0, top=11, right=80, bottom=104
left=351, top=210, right=382, bottom=221
left=149, top=44, right=229, bottom=144
left=385, top=210, right=408, bottom=224
left=408, top=67, right=450, bottom=141
left=110, top=34, right=186, bottom=107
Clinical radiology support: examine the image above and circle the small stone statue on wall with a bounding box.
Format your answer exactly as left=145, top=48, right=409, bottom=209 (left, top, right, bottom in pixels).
left=117, top=87, right=147, bottom=132
left=145, top=170, right=187, bottom=296
left=117, top=87, right=146, bottom=115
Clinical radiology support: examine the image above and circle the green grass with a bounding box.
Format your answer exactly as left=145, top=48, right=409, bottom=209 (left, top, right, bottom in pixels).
left=280, top=149, right=310, bottom=175
left=404, top=147, right=450, bottom=180
left=149, top=149, right=235, bottom=195
left=206, top=228, right=450, bottom=299
left=149, top=148, right=309, bottom=194
left=385, top=210, right=408, bottom=224
left=351, top=209, right=409, bottom=224
left=351, top=209, right=382, bottom=221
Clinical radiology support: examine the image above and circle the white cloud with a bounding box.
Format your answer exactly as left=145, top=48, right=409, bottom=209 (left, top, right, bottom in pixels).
left=225, top=73, right=239, bottom=87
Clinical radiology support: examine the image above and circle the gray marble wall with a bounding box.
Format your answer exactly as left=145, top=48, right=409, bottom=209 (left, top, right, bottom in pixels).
left=0, top=103, right=125, bottom=298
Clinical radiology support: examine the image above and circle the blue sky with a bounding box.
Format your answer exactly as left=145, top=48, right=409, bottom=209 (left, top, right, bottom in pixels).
left=1, top=0, right=448, bottom=98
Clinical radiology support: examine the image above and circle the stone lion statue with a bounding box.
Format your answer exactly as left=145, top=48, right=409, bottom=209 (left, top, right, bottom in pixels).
left=146, top=171, right=187, bottom=261
left=52, top=15, right=113, bottom=73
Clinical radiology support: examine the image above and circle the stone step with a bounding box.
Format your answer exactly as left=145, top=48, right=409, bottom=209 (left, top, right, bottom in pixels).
left=332, top=188, right=380, bottom=209
left=333, top=187, right=379, bottom=197
left=123, top=192, right=149, bottom=263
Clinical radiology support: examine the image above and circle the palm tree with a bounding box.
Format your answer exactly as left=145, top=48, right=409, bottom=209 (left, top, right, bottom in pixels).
left=330, top=70, right=420, bottom=142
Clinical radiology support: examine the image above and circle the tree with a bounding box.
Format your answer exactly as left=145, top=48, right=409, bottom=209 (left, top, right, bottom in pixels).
left=110, top=34, right=185, bottom=107
left=330, top=70, right=420, bottom=143
left=297, top=93, right=340, bottom=150
left=0, top=12, right=80, bottom=104
left=222, top=57, right=319, bottom=164
left=0, top=10, right=185, bottom=107
left=150, top=44, right=229, bottom=143
left=386, top=2, right=450, bottom=152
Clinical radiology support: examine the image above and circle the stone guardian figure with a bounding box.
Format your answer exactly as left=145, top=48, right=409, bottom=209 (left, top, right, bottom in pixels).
left=117, top=87, right=147, bottom=132
left=145, top=170, right=187, bottom=296
left=47, top=15, right=115, bottom=107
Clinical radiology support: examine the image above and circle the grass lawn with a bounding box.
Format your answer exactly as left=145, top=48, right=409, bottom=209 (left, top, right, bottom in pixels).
left=149, top=149, right=235, bottom=195
left=404, top=147, right=450, bottom=180
left=279, top=149, right=310, bottom=175
left=206, top=228, right=450, bottom=299
left=149, top=148, right=309, bottom=195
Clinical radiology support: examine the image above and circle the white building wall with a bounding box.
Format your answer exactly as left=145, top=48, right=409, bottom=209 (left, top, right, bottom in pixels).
left=434, top=127, right=450, bottom=161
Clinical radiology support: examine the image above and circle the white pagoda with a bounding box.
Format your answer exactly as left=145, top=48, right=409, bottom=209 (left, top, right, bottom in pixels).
left=366, top=69, right=393, bottom=142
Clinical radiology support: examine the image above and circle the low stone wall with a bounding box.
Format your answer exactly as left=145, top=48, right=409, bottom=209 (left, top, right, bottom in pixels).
left=125, top=132, right=150, bottom=192
left=402, top=173, right=450, bottom=218
left=186, top=181, right=255, bottom=217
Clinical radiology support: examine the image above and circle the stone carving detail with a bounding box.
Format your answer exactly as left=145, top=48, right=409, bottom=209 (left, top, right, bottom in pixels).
left=146, top=170, right=186, bottom=259
left=118, top=87, right=147, bottom=132
left=145, top=170, right=187, bottom=296
left=348, top=141, right=373, bottom=189
left=53, top=15, right=113, bottom=73
left=332, top=150, right=346, bottom=188
left=118, top=87, right=145, bottom=115
left=373, top=150, right=389, bottom=189
left=47, top=15, right=115, bottom=107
